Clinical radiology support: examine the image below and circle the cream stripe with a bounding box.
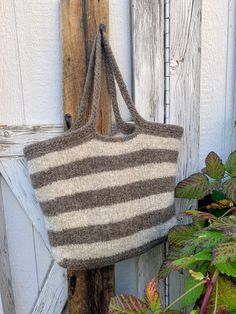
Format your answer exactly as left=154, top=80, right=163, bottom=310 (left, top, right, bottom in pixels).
left=52, top=216, right=177, bottom=261
left=45, top=191, right=174, bottom=231
left=36, top=162, right=176, bottom=202
left=28, top=134, right=181, bottom=174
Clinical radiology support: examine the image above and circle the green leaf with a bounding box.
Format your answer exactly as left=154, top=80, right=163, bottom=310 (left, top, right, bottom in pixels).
left=207, top=276, right=236, bottom=312
left=225, top=151, right=236, bottom=177
left=168, top=223, right=201, bottom=247
left=175, top=173, right=209, bottom=200
left=216, top=262, right=236, bottom=277
left=189, top=270, right=205, bottom=281
left=184, top=210, right=219, bottom=222
left=109, top=295, right=148, bottom=314
left=190, top=230, right=226, bottom=251
left=205, top=151, right=225, bottom=179
left=145, top=279, right=161, bottom=313
left=212, top=242, right=236, bottom=264
left=223, top=178, right=236, bottom=203
left=211, top=190, right=226, bottom=202
left=169, top=250, right=212, bottom=271
left=180, top=274, right=204, bottom=308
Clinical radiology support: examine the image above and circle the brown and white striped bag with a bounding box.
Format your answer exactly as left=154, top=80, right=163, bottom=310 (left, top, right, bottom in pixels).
left=24, top=27, right=183, bottom=270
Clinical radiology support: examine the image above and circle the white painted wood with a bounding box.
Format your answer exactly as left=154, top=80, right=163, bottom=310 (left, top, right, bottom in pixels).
left=0, top=159, right=50, bottom=249
left=0, top=176, right=16, bottom=314
left=0, top=125, right=63, bottom=158
left=131, top=0, right=164, bottom=122
left=2, top=178, right=39, bottom=313
left=169, top=0, right=202, bottom=309
left=33, top=230, right=53, bottom=291
left=0, top=0, right=25, bottom=126
left=32, top=262, right=67, bottom=314
left=130, top=0, right=166, bottom=306
left=0, top=295, right=4, bottom=314
left=109, top=0, right=132, bottom=121
left=200, top=0, right=236, bottom=165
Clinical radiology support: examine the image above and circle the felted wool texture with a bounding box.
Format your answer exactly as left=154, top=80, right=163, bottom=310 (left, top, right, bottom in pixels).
left=24, top=30, right=183, bottom=270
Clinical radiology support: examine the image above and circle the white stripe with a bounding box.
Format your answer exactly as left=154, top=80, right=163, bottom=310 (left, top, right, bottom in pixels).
left=28, top=134, right=181, bottom=174
left=45, top=191, right=174, bottom=231
left=36, top=162, right=176, bottom=202
left=52, top=216, right=177, bottom=261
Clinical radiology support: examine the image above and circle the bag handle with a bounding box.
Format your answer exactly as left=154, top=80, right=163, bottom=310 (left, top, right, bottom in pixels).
left=74, top=26, right=143, bottom=132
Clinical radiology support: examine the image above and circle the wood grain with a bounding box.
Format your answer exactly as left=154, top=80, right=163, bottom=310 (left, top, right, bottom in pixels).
left=61, top=0, right=111, bottom=133
left=61, top=1, right=113, bottom=313
left=169, top=0, right=202, bottom=309
left=131, top=0, right=166, bottom=305
left=0, top=177, right=16, bottom=314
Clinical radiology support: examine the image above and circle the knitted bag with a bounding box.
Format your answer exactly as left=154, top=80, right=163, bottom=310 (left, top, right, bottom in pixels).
left=24, top=28, right=183, bottom=270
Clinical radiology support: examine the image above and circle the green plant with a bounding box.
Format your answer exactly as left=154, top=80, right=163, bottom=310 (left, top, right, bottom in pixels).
left=160, top=151, right=236, bottom=313
left=109, top=151, right=236, bottom=314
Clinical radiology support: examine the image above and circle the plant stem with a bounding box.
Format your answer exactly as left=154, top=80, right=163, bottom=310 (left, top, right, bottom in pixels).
left=213, top=279, right=218, bottom=314
left=163, top=280, right=206, bottom=312
left=200, top=269, right=219, bottom=314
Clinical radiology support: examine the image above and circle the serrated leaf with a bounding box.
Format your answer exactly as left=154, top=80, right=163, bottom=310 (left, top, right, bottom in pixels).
left=170, top=250, right=212, bottom=271
left=207, top=276, right=236, bottom=312
left=109, top=295, right=148, bottom=314
left=145, top=279, right=161, bottom=313
left=216, top=262, right=236, bottom=277
left=184, top=210, right=219, bottom=222
left=205, top=151, right=225, bottom=179
left=223, top=179, right=236, bottom=203
left=180, top=273, right=205, bottom=308
left=212, top=242, right=236, bottom=264
left=175, top=173, right=209, bottom=200
left=168, top=223, right=201, bottom=247
left=225, top=151, right=236, bottom=177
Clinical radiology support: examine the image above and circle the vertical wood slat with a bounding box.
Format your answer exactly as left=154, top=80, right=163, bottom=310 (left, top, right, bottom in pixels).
left=61, top=1, right=113, bottom=313
left=131, top=0, right=166, bottom=305
left=0, top=177, right=16, bottom=314
left=169, top=0, right=202, bottom=309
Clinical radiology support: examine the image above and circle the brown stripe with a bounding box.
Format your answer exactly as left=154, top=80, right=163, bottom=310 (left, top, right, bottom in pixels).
left=41, top=176, right=176, bottom=216
left=24, top=124, right=183, bottom=161
left=48, top=205, right=174, bottom=246
left=31, top=149, right=178, bottom=189
left=57, top=236, right=167, bottom=270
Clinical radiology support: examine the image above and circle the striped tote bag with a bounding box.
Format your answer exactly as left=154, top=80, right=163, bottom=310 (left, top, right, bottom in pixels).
left=24, top=27, right=183, bottom=270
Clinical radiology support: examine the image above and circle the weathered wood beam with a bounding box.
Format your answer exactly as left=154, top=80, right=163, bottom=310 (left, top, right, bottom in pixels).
left=61, top=0, right=114, bottom=313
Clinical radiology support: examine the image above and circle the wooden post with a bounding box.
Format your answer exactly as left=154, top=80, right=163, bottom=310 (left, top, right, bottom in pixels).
left=60, top=0, right=114, bottom=313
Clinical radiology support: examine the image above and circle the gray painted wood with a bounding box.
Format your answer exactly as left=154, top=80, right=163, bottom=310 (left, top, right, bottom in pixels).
left=0, top=176, right=16, bottom=314
left=168, top=0, right=202, bottom=309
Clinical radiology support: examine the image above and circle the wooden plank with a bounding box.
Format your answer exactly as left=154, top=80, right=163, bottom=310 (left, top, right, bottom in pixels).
left=169, top=0, right=202, bottom=309
left=131, top=0, right=166, bottom=305
left=61, top=1, right=114, bottom=313
left=131, top=0, right=164, bottom=122
left=33, top=229, right=53, bottom=291
left=0, top=159, right=50, bottom=249
left=13, top=0, right=63, bottom=125
left=2, top=177, right=39, bottom=313
left=0, top=176, right=16, bottom=314
left=0, top=0, right=25, bottom=126
left=200, top=0, right=235, bottom=164
left=0, top=125, right=63, bottom=158
left=32, top=262, right=67, bottom=314
left=61, top=0, right=111, bottom=133
left=109, top=0, right=133, bottom=120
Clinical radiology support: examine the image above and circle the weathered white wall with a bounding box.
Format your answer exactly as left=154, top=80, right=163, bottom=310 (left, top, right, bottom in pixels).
left=0, top=0, right=236, bottom=312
